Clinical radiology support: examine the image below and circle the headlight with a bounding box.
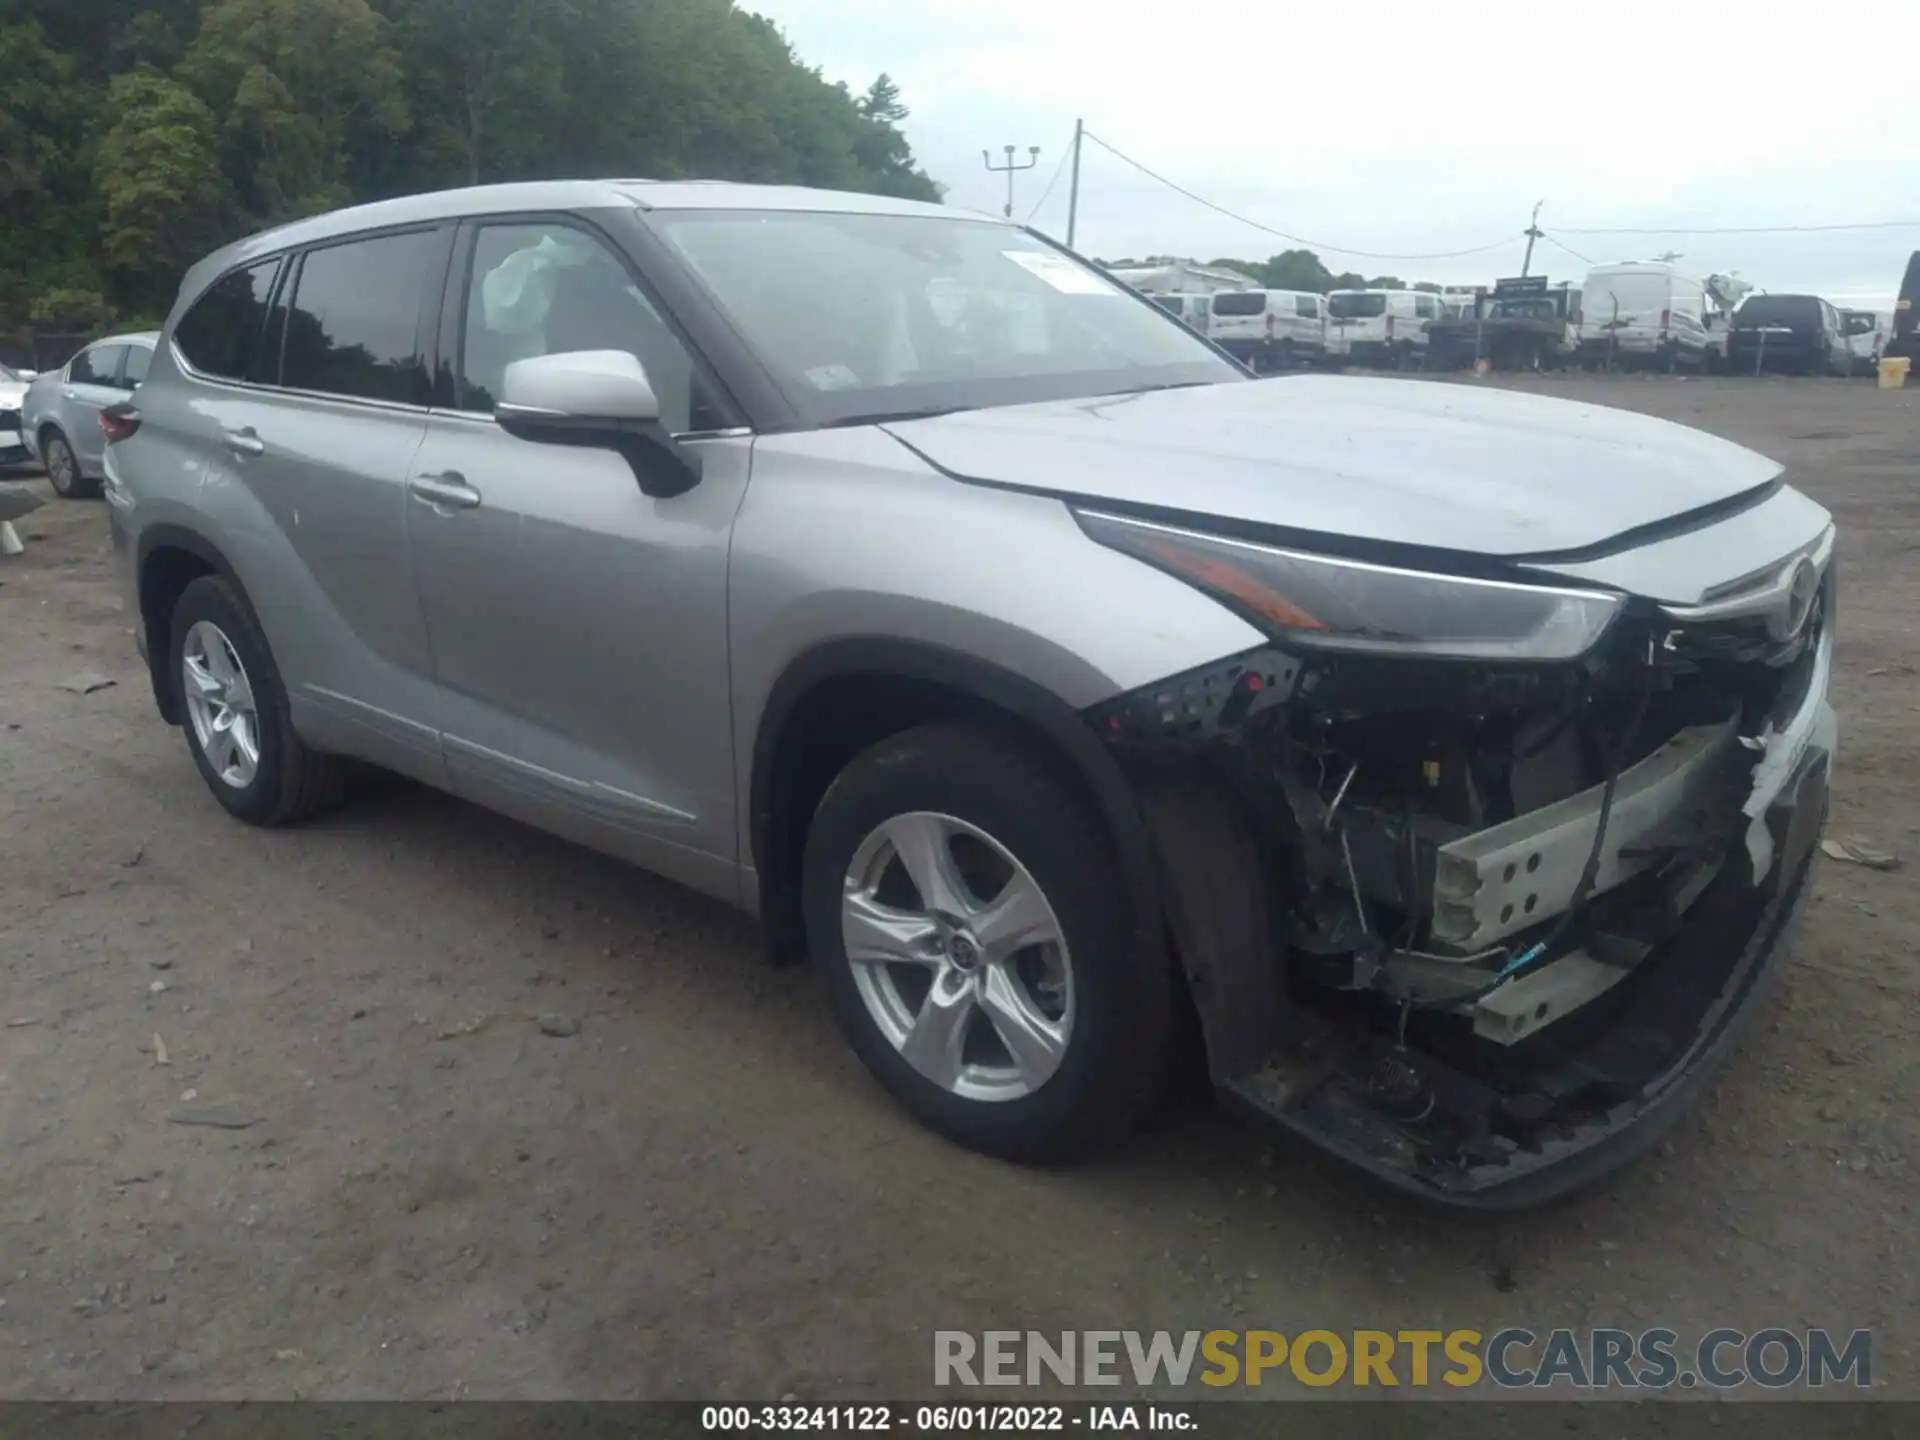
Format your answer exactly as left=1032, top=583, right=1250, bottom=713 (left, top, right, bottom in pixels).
left=1075, top=510, right=1623, bottom=661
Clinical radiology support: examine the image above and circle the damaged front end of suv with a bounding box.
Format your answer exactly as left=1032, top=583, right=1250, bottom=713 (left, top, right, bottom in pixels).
left=1079, top=506, right=1836, bottom=1209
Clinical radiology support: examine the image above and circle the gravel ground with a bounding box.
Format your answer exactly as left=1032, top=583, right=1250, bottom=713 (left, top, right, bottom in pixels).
left=0, top=375, right=1914, bottom=1403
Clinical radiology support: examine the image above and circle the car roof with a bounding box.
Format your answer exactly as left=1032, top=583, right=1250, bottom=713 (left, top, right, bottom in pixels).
left=85, top=331, right=160, bottom=348
left=178, top=180, right=986, bottom=305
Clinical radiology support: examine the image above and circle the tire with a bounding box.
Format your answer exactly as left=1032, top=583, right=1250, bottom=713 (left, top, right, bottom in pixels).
left=803, top=722, right=1173, bottom=1161
left=168, top=574, right=345, bottom=826
left=41, top=429, right=96, bottom=500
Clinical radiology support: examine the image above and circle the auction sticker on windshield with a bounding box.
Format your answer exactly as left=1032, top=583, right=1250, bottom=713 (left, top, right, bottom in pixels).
left=1004, top=250, right=1116, bottom=295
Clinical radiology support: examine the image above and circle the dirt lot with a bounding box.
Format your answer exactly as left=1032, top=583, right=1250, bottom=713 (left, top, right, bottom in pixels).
left=0, top=375, right=1915, bottom=1404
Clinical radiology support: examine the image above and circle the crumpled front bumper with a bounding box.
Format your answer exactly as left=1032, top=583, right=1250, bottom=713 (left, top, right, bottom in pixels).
left=1222, top=731, right=1829, bottom=1209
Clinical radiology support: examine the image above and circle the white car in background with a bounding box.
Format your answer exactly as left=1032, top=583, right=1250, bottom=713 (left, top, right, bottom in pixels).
left=19, top=331, right=158, bottom=497
left=1, top=361, right=39, bottom=467
left=1574, top=263, right=1721, bottom=372
left=1841, top=310, right=1893, bottom=371
left=1324, top=289, right=1441, bottom=368
left=1149, top=293, right=1214, bottom=333
left=1207, top=289, right=1327, bottom=371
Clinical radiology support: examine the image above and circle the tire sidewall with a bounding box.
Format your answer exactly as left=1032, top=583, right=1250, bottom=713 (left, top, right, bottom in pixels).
left=803, top=725, right=1151, bottom=1159
left=169, top=576, right=294, bottom=824
left=43, top=431, right=78, bottom=497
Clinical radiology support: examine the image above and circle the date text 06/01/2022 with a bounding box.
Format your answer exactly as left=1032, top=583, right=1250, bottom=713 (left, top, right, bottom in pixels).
left=700, top=1404, right=1195, bottom=1432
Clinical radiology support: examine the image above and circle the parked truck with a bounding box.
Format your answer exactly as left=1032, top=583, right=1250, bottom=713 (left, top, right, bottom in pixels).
left=1428, top=276, right=1580, bottom=371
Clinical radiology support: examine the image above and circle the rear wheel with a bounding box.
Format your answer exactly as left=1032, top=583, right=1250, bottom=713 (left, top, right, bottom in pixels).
left=803, top=722, right=1172, bottom=1160
left=42, top=429, right=95, bottom=500
left=169, top=575, right=345, bottom=826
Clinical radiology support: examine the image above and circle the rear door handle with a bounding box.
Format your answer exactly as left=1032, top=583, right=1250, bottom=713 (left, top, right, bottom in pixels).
left=408, top=472, right=482, bottom=510
left=222, top=428, right=265, bottom=457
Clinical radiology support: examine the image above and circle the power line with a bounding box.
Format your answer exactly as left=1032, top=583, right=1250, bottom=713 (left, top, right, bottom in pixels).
left=1539, top=231, right=1596, bottom=266
left=1024, top=135, right=1074, bottom=224
left=1079, top=129, right=1521, bottom=262
left=1554, top=219, right=1920, bottom=236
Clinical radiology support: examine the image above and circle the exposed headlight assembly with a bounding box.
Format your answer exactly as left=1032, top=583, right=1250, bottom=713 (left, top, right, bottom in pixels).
left=1076, top=510, right=1622, bottom=661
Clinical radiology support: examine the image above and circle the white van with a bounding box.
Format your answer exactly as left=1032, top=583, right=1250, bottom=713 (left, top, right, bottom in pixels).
left=1150, top=292, right=1214, bottom=333
left=1324, top=290, right=1442, bottom=367
left=1574, top=263, right=1723, bottom=371
left=1841, top=309, right=1894, bottom=370
left=1207, top=289, right=1326, bottom=371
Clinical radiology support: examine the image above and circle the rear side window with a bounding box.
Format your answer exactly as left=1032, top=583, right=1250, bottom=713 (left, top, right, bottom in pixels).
left=174, top=260, right=283, bottom=381
left=1328, top=293, right=1387, bottom=319
left=1211, top=292, right=1268, bottom=317
left=69, top=345, right=126, bottom=386
left=122, top=346, right=152, bottom=386
left=282, top=230, right=438, bottom=404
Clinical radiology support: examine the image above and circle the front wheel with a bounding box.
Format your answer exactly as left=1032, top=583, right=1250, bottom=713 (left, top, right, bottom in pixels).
left=803, top=723, right=1173, bottom=1160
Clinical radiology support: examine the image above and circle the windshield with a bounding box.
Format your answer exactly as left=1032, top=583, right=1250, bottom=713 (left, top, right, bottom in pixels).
left=1735, top=296, right=1820, bottom=328
left=1328, top=293, right=1387, bottom=319
left=1210, top=292, right=1268, bottom=317
left=648, top=210, right=1238, bottom=425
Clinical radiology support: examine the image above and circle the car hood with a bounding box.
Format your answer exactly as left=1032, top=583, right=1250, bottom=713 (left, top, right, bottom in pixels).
left=881, top=376, right=1782, bottom=560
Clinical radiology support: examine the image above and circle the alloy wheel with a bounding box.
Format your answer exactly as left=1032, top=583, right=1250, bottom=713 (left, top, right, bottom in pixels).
left=841, top=811, right=1074, bottom=1102
left=181, top=620, right=261, bottom=789
left=46, top=437, right=75, bottom=495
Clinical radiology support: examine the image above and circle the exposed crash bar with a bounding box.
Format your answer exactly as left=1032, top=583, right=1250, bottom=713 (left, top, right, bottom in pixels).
left=1431, top=718, right=1741, bottom=950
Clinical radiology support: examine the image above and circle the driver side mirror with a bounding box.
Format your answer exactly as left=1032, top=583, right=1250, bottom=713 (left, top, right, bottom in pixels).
left=496, top=350, right=700, bottom=498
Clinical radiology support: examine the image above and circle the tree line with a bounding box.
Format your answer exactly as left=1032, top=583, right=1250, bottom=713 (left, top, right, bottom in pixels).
left=0, top=0, right=938, bottom=331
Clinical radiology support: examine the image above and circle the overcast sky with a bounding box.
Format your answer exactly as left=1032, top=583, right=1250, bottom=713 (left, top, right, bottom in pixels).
left=763, top=0, right=1918, bottom=307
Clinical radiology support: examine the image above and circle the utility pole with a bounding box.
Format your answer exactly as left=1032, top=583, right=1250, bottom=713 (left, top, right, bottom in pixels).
left=1066, top=119, right=1084, bottom=249
left=1520, top=199, right=1544, bottom=278
left=983, top=143, right=1041, bottom=220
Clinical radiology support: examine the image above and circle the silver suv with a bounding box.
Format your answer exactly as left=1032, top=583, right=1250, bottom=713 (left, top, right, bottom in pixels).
left=105, top=181, right=1836, bottom=1208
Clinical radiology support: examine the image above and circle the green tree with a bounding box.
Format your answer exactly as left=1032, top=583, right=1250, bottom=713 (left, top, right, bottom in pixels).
left=381, top=0, right=568, bottom=186
left=1260, top=249, right=1336, bottom=292
left=182, top=0, right=409, bottom=219
left=2, top=0, right=946, bottom=327
left=95, top=69, right=229, bottom=303
left=857, top=73, right=908, bottom=124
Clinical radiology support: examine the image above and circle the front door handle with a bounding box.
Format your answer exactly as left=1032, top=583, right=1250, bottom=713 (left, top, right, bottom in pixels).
left=408, top=472, right=482, bottom=510
left=222, top=428, right=265, bottom=457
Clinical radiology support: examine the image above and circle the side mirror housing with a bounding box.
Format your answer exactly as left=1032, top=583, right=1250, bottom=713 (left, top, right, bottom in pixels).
left=496, top=350, right=699, bottom=498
